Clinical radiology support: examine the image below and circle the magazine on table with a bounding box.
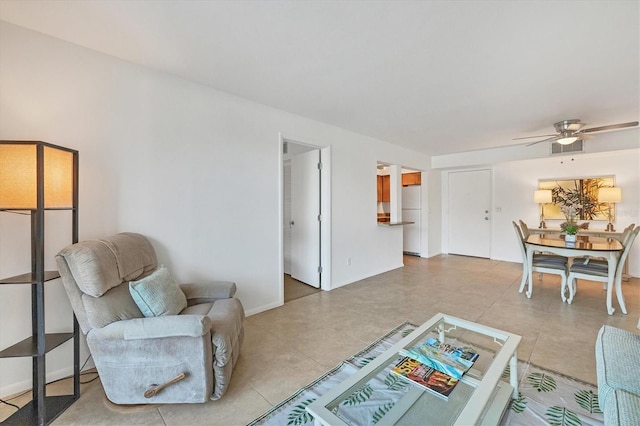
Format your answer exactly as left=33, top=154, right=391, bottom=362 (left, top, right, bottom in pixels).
left=391, top=356, right=459, bottom=400
left=423, top=338, right=479, bottom=363
left=399, top=338, right=477, bottom=379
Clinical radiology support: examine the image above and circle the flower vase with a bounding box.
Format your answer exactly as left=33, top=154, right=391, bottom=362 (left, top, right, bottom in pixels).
left=565, top=234, right=577, bottom=243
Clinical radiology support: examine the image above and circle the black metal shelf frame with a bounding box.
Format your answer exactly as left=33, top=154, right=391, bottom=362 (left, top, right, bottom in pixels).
left=0, top=140, right=80, bottom=426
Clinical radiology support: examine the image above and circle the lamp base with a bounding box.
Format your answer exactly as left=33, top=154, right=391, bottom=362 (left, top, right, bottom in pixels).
left=539, top=221, right=547, bottom=229
left=606, top=222, right=615, bottom=232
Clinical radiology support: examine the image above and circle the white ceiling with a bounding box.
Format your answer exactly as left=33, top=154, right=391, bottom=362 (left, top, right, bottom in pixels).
left=1, top=0, right=638, bottom=156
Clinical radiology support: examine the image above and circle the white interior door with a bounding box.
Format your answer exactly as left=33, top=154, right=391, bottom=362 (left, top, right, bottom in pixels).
left=291, top=149, right=321, bottom=287
left=448, top=169, right=491, bottom=258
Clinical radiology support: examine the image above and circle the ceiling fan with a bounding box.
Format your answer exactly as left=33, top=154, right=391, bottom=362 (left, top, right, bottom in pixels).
left=514, top=119, right=639, bottom=146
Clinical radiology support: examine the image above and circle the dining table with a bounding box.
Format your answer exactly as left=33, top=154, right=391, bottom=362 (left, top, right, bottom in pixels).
left=525, top=234, right=625, bottom=315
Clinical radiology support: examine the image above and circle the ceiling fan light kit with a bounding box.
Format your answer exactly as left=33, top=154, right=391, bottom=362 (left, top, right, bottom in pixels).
left=557, top=133, right=579, bottom=145
left=515, top=119, right=639, bottom=147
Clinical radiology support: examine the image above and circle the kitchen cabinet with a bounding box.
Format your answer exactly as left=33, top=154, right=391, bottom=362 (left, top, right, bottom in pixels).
left=402, top=172, right=421, bottom=186
left=377, top=175, right=390, bottom=202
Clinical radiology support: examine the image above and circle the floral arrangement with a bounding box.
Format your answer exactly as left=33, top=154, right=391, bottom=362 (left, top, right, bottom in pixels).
left=560, top=203, right=581, bottom=235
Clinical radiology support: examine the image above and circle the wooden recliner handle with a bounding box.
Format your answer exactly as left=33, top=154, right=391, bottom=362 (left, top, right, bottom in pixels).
left=144, top=372, right=187, bottom=398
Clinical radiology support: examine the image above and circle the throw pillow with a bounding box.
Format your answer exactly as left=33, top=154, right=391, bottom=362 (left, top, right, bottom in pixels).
left=129, top=266, right=187, bottom=317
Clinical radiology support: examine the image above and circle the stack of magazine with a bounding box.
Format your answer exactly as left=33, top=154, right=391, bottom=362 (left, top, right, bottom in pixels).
left=391, top=337, right=478, bottom=400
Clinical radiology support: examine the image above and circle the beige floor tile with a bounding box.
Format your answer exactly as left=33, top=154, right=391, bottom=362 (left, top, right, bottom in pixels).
left=1, top=254, right=635, bottom=425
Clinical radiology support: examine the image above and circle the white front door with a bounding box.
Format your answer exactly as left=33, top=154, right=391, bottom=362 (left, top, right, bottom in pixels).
left=448, top=169, right=491, bottom=258
left=290, top=149, right=321, bottom=287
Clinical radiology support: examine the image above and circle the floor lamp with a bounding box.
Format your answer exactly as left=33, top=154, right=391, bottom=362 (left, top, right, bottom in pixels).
left=0, top=140, right=80, bottom=425
left=599, top=187, right=621, bottom=232
left=534, top=189, right=552, bottom=229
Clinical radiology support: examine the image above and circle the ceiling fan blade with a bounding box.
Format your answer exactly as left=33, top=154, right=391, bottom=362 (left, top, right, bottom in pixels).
left=581, top=121, right=639, bottom=134
left=512, top=134, right=557, bottom=141
left=525, top=136, right=559, bottom=146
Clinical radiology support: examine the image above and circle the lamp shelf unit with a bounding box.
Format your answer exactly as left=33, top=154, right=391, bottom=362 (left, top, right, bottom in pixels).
left=0, top=140, right=80, bottom=426
left=0, top=270, right=61, bottom=285
left=0, top=396, right=79, bottom=425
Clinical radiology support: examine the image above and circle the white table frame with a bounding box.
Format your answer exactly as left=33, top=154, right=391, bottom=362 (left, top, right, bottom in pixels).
left=525, top=235, right=624, bottom=315
left=528, top=227, right=630, bottom=281
left=306, top=313, right=521, bottom=426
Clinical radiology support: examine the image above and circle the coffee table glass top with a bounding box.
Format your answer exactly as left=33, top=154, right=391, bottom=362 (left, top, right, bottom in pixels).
left=306, top=313, right=521, bottom=426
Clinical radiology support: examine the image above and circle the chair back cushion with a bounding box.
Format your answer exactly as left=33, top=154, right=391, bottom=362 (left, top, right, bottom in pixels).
left=56, top=232, right=158, bottom=333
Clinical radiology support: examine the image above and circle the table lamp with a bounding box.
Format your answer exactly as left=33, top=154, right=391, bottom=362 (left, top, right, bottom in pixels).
left=534, top=189, right=552, bottom=229
left=598, top=187, right=621, bottom=232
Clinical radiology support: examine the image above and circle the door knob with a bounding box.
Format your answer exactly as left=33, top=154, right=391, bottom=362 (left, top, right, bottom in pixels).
left=485, top=217, right=489, bottom=220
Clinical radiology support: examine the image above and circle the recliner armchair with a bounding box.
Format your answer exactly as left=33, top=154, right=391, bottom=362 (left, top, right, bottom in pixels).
left=55, top=232, right=244, bottom=404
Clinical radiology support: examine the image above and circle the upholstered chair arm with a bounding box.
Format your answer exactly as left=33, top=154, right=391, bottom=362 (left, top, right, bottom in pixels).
left=180, top=281, right=237, bottom=304
left=91, top=315, right=212, bottom=340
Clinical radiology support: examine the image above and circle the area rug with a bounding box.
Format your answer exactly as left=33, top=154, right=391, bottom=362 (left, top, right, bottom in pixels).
left=248, top=321, right=603, bottom=426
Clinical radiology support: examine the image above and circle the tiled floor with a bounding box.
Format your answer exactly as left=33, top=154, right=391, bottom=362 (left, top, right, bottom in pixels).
left=2, top=254, right=639, bottom=425
left=284, top=274, right=320, bottom=302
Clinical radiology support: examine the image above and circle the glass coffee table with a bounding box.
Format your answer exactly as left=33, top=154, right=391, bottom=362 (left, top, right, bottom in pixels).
left=306, top=313, right=521, bottom=425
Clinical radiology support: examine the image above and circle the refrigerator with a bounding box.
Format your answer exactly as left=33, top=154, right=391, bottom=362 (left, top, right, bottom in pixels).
left=402, top=185, right=421, bottom=256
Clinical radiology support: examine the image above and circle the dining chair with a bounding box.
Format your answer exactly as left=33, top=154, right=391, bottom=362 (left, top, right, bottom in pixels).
left=519, top=220, right=531, bottom=239
left=572, top=223, right=635, bottom=277
left=566, top=226, right=639, bottom=313
left=512, top=221, right=569, bottom=299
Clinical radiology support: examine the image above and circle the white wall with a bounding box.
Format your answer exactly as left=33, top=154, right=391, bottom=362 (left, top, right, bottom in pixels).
left=0, top=22, right=431, bottom=395
left=440, top=148, right=640, bottom=276
left=491, top=149, right=640, bottom=276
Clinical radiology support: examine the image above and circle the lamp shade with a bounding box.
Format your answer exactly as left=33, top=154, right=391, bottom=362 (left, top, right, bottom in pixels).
left=598, top=187, right=622, bottom=203
left=0, top=141, right=75, bottom=209
left=534, top=189, right=553, bottom=204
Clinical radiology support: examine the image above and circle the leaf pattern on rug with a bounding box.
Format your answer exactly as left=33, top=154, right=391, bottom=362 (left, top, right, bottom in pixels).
left=342, top=384, right=373, bottom=406
left=384, top=373, right=408, bottom=391
left=356, top=356, right=376, bottom=368
left=372, top=402, right=395, bottom=424
left=286, top=398, right=315, bottom=426
left=401, top=328, right=415, bottom=338
left=248, top=322, right=604, bottom=426
left=528, top=372, right=557, bottom=392
left=546, top=406, right=582, bottom=426
left=502, top=365, right=511, bottom=379
left=575, top=389, right=602, bottom=414
left=509, top=391, right=528, bottom=413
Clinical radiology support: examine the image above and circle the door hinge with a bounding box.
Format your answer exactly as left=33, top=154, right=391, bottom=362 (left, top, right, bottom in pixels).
left=317, top=162, right=323, bottom=170
left=317, top=214, right=322, bottom=222
left=317, top=266, right=323, bottom=273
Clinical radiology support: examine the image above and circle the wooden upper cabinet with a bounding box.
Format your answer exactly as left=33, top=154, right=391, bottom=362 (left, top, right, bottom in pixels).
left=377, top=175, right=390, bottom=202
left=402, top=172, right=421, bottom=186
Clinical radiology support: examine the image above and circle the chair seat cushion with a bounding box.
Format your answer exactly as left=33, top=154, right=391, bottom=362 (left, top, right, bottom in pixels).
left=596, top=326, right=640, bottom=408
left=602, top=388, right=640, bottom=426
left=570, top=263, right=608, bottom=277
left=129, top=266, right=187, bottom=317
left=532, top=258, right=567, bottom=269
left=534, top=253, right=568, bottom=264
left=573, top=256, right=608, bottom=268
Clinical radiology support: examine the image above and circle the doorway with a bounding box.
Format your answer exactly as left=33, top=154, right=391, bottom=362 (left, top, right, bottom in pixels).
left=447, top=169, right=492, bottom=258
left=281, top=138, right=331, bottom=302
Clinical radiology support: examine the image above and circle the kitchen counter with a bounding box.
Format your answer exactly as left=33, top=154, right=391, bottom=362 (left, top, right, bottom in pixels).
left=378, top=221, right=415, bottom=226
